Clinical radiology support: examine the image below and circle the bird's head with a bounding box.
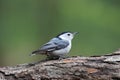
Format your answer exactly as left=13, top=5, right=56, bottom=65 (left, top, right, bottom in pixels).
left=56, top=31, right=78, bottom=41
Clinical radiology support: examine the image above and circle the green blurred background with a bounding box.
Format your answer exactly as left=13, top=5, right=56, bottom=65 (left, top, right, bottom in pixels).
left=0, top=0, right=120, bottom=66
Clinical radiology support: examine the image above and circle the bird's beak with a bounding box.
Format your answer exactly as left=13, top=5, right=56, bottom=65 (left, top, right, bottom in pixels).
left=73, top=32, right=78, bottom=35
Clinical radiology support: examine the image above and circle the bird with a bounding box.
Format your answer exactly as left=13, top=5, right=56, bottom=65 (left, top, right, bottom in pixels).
left=30, top=31, right=78, bottom=59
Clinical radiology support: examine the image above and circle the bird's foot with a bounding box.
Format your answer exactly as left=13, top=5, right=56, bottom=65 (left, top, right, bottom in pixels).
left=46, top=56, right=59, bottom=60
left=59, top=56, right=70, bottom=60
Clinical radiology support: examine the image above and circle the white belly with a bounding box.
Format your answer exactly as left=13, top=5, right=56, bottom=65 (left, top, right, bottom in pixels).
left=52, top=43, right=71, bottom=56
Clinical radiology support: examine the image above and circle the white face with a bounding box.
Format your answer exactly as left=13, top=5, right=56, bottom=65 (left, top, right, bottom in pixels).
left=59, top=32, right=74, bottom=41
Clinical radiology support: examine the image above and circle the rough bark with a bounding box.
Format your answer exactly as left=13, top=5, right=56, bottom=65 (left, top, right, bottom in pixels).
left=0, top=49, right=120, bottom=80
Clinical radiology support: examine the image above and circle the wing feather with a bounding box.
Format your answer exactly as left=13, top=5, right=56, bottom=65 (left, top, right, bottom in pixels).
left=31, top=38, right=69, bottom=55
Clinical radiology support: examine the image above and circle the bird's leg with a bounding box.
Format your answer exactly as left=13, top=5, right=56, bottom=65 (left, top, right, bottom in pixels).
left=59, top=55, right=69, bottom=60
left=47, top=55, right=60, bottom=60
left=46, top=52, right=53, bottom=60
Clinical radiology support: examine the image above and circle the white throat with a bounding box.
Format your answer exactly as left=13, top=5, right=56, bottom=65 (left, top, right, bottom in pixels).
left=59, top=36, right=72, bottom=42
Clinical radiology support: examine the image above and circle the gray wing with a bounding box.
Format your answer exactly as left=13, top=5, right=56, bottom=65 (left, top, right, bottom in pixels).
left=40, top=38, right=69, bottom=51
left=32, top=38, right=69, bottom=55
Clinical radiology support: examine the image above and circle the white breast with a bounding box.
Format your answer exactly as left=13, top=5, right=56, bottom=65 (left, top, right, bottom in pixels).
left=52, top=42, right=71, bottom=56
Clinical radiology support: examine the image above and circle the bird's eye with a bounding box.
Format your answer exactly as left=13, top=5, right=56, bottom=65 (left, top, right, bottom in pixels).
left=67, top=33, right=70, bottom=36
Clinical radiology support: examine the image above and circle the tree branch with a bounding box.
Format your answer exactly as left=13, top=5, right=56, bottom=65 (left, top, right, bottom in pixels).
left=0, top=49, right=120, bottom=80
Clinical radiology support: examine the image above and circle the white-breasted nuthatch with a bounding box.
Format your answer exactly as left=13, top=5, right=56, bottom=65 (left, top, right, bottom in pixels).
left=30, top=31, right=78, bottom=59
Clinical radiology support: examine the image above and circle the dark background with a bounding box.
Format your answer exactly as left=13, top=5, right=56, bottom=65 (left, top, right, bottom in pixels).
left=0, top=0, right=120, bottom=66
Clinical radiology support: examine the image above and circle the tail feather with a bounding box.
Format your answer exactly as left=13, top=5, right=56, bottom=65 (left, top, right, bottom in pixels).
left=32, top=50, right=40, bottom=54
left=29, top=53, right=36, bottom=56
left=30, top=50, right=46, bottom=56
left=29, top=50, right=40, bottom=56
